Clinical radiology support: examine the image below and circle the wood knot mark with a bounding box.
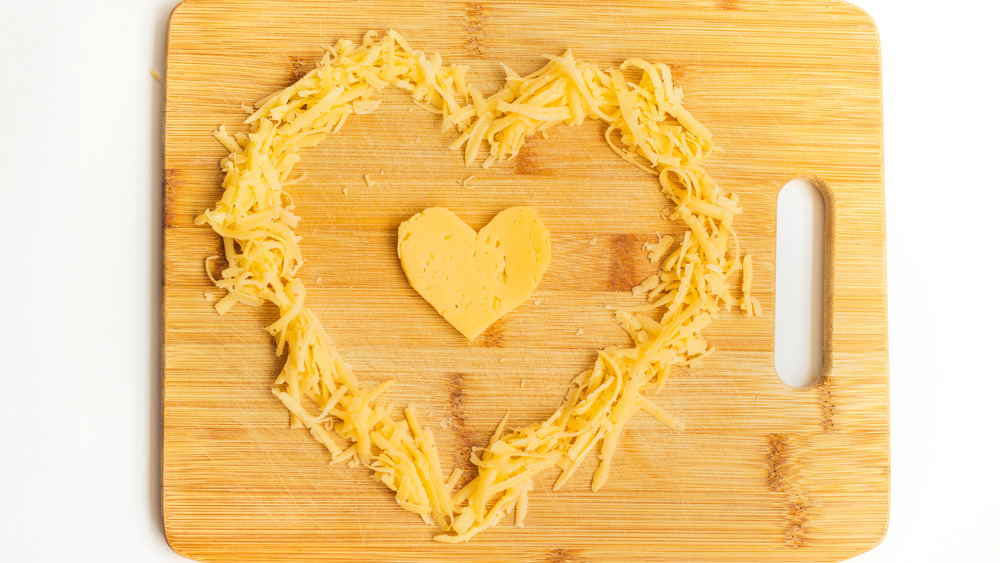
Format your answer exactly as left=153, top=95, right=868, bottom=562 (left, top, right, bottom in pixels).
left=547, top=548, right=584, bottom=563
left=766, top=433, right=810, bottom=548
left=289, top=55, right=310, bottom=83
left=785, top=493, right=808, bottom=548
left=448, top=372, right=468, bottom=429
left=667, top=64, right=687, bottom=82
left=716, top=0, right=738, bottom=9
left=476, top=319, right=505, bottom=348
left=447, top=372, right=475, bottom=467
left=513, top=136, right=555, bottom=176
left=817, top=375, right=835, bottom=432
left=465, top=2, right=488, bottom=58
left=766, top=433, right=789, bottom=492
left=608, top=233, right=649, bottom=291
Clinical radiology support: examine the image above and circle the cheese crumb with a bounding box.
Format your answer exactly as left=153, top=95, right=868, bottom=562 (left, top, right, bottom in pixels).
left=643, top=235, right=674, bottom=264
left=364, top=174, right=376, bottom=188
left=149, top=69, right=161, bottom=81
left=353, top=99, right=381, bottom=114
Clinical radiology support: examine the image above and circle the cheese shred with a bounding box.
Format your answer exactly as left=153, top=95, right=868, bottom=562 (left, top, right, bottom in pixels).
left=196, top=31, right=756, bottom=543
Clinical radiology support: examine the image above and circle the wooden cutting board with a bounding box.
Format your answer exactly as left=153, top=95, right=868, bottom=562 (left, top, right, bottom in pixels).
left=162, top=1, right=887, bottom=561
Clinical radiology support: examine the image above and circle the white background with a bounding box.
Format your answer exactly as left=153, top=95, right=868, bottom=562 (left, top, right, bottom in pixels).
left=1, top=0, right=997, bottom=561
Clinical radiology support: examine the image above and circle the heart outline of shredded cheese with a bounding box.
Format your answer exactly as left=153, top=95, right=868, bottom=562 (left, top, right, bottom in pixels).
left=195, top=30, right=760, bottom=543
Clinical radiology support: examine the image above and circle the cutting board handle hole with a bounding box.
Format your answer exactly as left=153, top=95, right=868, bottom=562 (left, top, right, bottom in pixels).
left=774, top=178, right=826, bottom=389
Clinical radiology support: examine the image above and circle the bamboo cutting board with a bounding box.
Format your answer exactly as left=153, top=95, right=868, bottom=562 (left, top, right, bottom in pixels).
left=162, top=1, right=887, bottom=561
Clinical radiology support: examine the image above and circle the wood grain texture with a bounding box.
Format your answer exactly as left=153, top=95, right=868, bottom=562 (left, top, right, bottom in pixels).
left=162, top=1, right=887, bottom=561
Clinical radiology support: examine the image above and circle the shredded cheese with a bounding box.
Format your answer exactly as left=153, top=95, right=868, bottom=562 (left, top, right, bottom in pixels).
left=197, top=30, right=756, bottom=543
left=740, top=253, right=763, bottom=316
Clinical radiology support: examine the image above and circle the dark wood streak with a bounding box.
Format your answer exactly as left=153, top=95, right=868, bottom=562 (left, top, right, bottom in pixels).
left=766, top=433, right=788, bottom=492
left=465, top=2, right=488, bottom=59
left=608, top=233, right=649, bottom=292
left=288, top=55, right=309, bottom=83
left=546, top=548, right=585, bottom=563
left=448, top=372, right=468, bottom=429
left=667, top=63, right=687, bottom=82
left=513, top=136, right=556, bottom=177
left=785, top=493, right=809, bottom=548
left=163, top=168, right=179, bottom=229
left=447, top=371, right=474, bottom=471
left=766, top=433, right=810, bottom=548
left=817, top=375, right=835, bottom=432
left=476, top=317, right=505, bottom=348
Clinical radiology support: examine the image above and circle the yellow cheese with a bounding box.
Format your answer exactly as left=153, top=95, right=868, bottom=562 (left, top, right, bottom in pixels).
left=397, top=207, right=550, bottom=340
left=740, top=253, right=762, bottom=316
left=197, top=30, right=757, bottom=543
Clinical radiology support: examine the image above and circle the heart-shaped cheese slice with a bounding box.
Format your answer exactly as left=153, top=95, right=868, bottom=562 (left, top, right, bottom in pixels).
left=397, top=206, right=551, bottom=340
